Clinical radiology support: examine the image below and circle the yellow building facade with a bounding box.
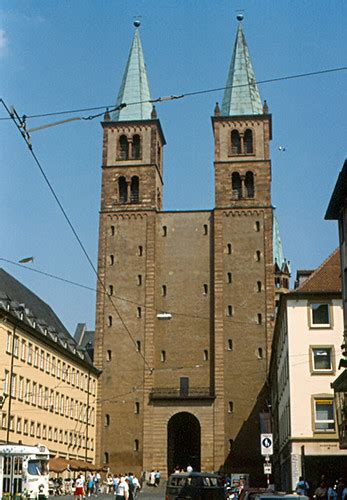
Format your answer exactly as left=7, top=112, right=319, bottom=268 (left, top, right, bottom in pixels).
left=0, top=269, right=99, bottom=462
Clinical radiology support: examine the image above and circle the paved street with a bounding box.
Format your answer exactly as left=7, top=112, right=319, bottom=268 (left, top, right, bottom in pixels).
left=53, top=490, right=165, bottom=500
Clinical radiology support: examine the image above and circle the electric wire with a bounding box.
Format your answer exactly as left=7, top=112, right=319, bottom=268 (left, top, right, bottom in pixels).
left=0, top=65, right=346, bottom=122
left=0, top=98, right=152, bottom=373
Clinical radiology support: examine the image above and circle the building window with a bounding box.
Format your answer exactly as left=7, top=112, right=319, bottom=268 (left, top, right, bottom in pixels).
left=110, top=225, right=115, bottom=236
left=27, top=343, right=33, bottom=364
left=160, top=351, right=166, bottom=362
left=227, top=339, right=233, bottom=351
left=162, top=226, right=167, bottom=237
left=104, top=414, right=110, bottom=427
left=203, top=224, right=208, bottom=235
left=257, top=313, right=262, bottom=325
left=130, top=176, right=140, bottom=203
left=138, top=245, right=143, bottom=256
left=245, top=171, right=255, bottom=198
left=310, top=303, right=331, bottom=327
left=228, top=401, right=234, bottom=414
left=46, top=353, right=50, bottom=374
left=137, top=307, right=142, bottom=319
left=244, top=129, right=253, bottom=154
left=203, top=284, right=208, bottom=295
left=231, top=130, right=241, bottom=154
left=108, top=315, right=112, bottom=327
left=227, top=305, right=233, bottom=317
left=103, top=452, right=109, bottom=464
left=312, top=347, right=333, bottom=372
left=314, top=399, right=335, bottom=432
left=40, top=350, right=45, bottom=371
left=257, top=348, right=263, bottom=359
left=135, top=402, right=140, bottom=414
left=204, top=350, right=209, bottom=361
left=162, top=285, right=167, bottom=296
left=16, top=417, right=22, bottom=434
left=257, top=281, right=262, bottom=292
left=255, top=221, right=260, bottom=232
left=119, top=135, right=128, bottom=160
left=132, top=135, right=141, bottom=159
left=51, top=357, right=56, bottom=376
left=134, top=439, right=139, bottom=452
left=18, top=377, right=24, bottom=400
left=136, top=341, right=141, bottom=352
left=34, top=347, right=39, bottom=367
left=227, top=272, right=232, bottom=284
left=32, top=383, right=37, bottom=405
left=106, top=350, right=112, bottom=361
left=20, top=340, right=26, bottom=361
left=109, top=285, right=113, bottom=296
left=137, top=274, right=142, bottom=286
left=256, top=250, right=261, bottom=261
left=13, top=337, right=19, bottom=357
left=6, top=332, right=11, bottom=354
left=110, top=255, right=114, bottom=266
left=232, top=172, right=242, bottom=199
left=227, top=243, right=232, bottom=255
left=119, top=176, right=127, bottom=203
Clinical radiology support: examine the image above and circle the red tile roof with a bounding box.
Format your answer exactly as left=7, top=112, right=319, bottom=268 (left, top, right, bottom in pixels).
left=294, top=248, right=341, bottom=293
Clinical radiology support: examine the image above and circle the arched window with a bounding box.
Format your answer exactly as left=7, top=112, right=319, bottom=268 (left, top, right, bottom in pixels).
left=231, top=130, right=241, bottom=154
left=232, top=172, right=242, bottom=199
left=244, top=129, right=253, bottom=154
left=119, top=135, right=129, bottom=160
left=132, top=135, right=141, bottom=159
left=130, top=176, right=139, bottom=203
left=245, top=171, right=254, bottom=198
left=119, top=177, right=127, bottom=203
left=103, top=452, right=109, bottom=464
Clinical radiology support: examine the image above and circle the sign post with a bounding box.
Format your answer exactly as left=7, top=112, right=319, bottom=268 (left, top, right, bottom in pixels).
left=261, top=434, right=273, bottom=486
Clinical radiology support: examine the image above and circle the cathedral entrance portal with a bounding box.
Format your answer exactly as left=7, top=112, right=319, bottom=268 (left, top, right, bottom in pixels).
left=167, top=412, right=201, bottom=474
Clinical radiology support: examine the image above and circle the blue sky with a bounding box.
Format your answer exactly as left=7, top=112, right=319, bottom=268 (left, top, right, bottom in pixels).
left=1, top=0, right=346, bottom=334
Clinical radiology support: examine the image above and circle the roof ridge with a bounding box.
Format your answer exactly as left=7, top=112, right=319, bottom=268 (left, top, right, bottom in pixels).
left=294, top=248, right=340, bottom=292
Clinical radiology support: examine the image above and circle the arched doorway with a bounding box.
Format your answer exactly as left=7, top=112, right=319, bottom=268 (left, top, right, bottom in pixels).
left=167, top=412, right=201, bottom=474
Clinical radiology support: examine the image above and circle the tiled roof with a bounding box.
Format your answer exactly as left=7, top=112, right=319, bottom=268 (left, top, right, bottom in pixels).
left=0, top=268, right=94, bottom=367
left=221, top=20, right=263, bottom=116
left=293, top=249, right=341, bottom=293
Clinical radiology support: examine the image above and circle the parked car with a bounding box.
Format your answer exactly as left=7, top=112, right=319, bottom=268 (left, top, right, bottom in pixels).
left=239, top=488, right=309, bottom=500
left=165, top=471, right=225, bottom=499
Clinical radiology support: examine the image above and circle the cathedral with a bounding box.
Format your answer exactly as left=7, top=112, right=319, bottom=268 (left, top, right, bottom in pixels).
left=94, top=16, right=289, bottom=480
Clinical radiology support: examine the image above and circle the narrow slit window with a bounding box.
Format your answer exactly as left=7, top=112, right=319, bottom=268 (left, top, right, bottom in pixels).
left=162, top=285, right=167, bottom=297
left=137, top=275, right=142, bottom=286
left=227, top=272, right=232, bottom=284
left=227, top=305, right=233, bottom=317
left=134, top=439, right=139, bottom=452
left=138, top=245, right=143, bottom=256
left=257, top=348, right=263, bottom=359
left=160, top=350, right=166, bottom=362
left=109, top=285, right=113, bottom=296
left=137, top=307, right=142, bottom=319
left=227, top=243, right=232, bottom=255
left=104, top=415, right=110, bottom=427
left=108, top=315, right=112, bottom=327
left=110, top=255, right=114, bottom=266
left=135, top=402, right=140, bottom=414
left=162, top=226, right=167, bottom=237
left=203, top=284, right=208, bottom=295
left=106, top=350, right=112, bottom=361
left=257, top=281, right=262, bottom=292
left=204, top=224, right=208, bottom=235
left=227, top=339, right=233, bottom=351
left=257, top=313, right=262, bottom=325
left=228, top=401, right=234, bottom=414
left=110, top=225, right=115, bottom=236
left=204, top=350, right=209, bottom=361
left=104, top=452, right=109, bottom=464
left=136, top=341, right=141, bottom=352
left=256, top=251, right=261, bottom=262
left=255, top=221, right=260, bottom=232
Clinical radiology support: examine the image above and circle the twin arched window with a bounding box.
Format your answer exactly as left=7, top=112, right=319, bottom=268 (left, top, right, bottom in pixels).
left=118, top=134, right=141, bottom=160
left=231, top=171, right=255, bottom=199
left=231, top=129, right=253, bottom=155
left=118, top=176, right=140, bottom=204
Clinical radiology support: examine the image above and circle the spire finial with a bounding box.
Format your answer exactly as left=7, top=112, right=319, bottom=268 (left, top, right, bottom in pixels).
left=236, top=13, right=244, bottom=22
left=133, top=16, right=141, bottom=28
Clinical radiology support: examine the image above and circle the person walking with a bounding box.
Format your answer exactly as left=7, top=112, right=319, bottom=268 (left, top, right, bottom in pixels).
left=154, top=470, right=161, bottom=487
left=115, top=476, right=129, bottom=500
left=74, top=474, right=85, bottom=500
left=296, top=476, right=309, bottom=496
left=315, top=481, right=328, bottom=500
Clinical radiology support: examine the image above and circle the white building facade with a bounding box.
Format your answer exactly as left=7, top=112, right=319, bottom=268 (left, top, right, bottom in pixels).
left=270, top=250, right=347, bottom=491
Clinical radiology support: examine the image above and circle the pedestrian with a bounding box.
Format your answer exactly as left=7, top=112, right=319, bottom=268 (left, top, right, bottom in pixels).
left=149, top=470, right=156, bottom=486
left=296, top=476, right=309, bottom=496
left=337, top=479, right=346, bottom=500
left=115, top=476, right=129, bottom=500
left=74, top=474, right=85, bottom=500
left=328, top=482, right=338, bottom=500
left=154, top=470, right=161, bottom=487
left=315, top=481, right=328, bottom=500
left=187, top=464, right=193, bottom=474
left=132, top=474, right=140, bottom=497
left=86, top=474, right=94, bottom=497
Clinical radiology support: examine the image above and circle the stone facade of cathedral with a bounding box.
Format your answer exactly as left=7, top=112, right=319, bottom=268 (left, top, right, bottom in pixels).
left=94, top=19, right=288, bottom=480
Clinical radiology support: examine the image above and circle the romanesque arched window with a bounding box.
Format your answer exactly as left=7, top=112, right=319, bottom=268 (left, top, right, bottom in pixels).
left=130, top=176, right=139, bottom=203
left=132, top=134, right=141, bottom=159
left=244, top=129, right=253, bottom=154
left=232, top=172, right=242, bottom=199
left=231, top=130, right=241, bottom=154
left=119, top=176, right=127, bottom=203
left=245, top=171, right=255, bottom=198
left=119, top=135, right=129, bottom=160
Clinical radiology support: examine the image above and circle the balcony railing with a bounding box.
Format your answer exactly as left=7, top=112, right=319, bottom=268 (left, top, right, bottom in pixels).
left=149, top=386, right=215, bottom=401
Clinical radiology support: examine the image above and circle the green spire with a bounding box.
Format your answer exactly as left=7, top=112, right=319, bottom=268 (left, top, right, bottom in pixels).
left=113, top=23, right=152, bottom=121
left=221, top=18, right=263, bottom=116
